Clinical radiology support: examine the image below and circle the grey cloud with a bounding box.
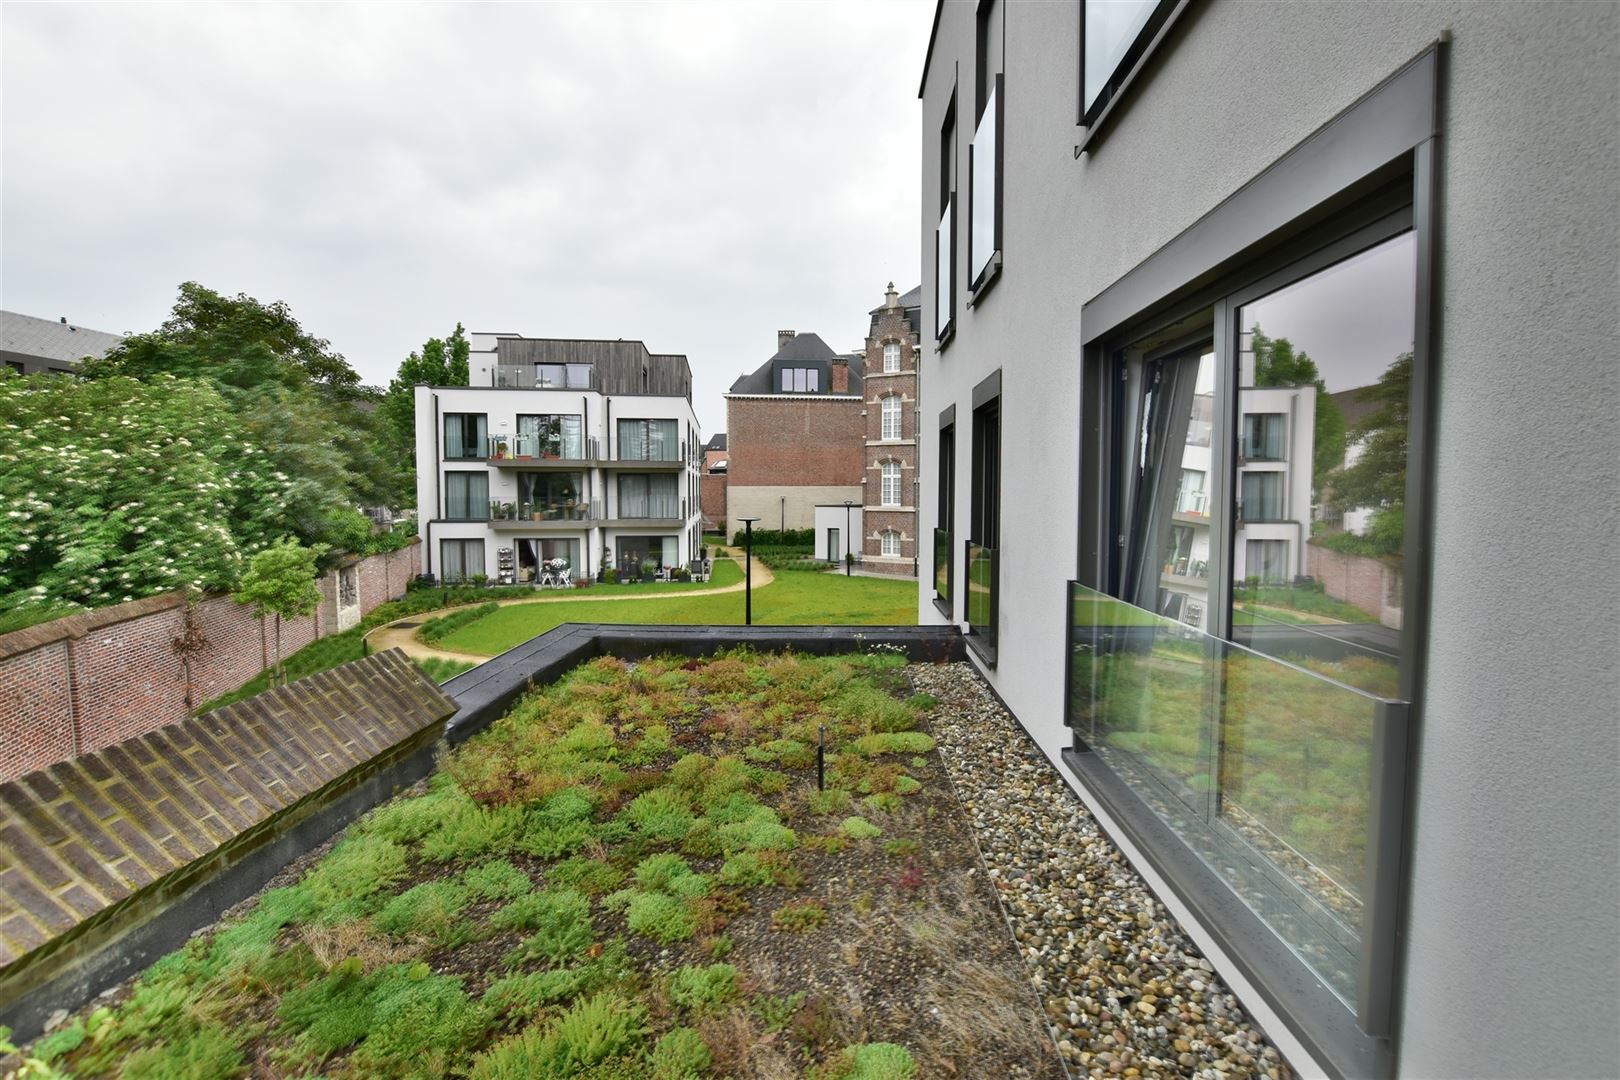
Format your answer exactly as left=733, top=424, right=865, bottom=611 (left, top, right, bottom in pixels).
left=2, top=1, right=931, bottom=431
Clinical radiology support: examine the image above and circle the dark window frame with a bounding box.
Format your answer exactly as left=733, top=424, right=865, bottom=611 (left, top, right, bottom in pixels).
left=935, top=406, right=956, bottom=617
left=1076, top=0, right=1191, bottom=153
left=443, top=470, right=490, bottom=521
left=1067, top=46, right=1443, bottom=1079
left=968, top=71, right=1005, bottom=302
left=442, top=411, right=488, bottom=461
left=936, top=88, right=958, bottom=347
left=967, top=371, right=1001, bottom=665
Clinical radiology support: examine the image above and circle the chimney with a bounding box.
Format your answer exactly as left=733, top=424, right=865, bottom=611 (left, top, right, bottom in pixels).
left=884, top=282, right=899, bottom=309
left=777, top=330, right=796, bottom=352
left=830, top=356, right=849, bottom=394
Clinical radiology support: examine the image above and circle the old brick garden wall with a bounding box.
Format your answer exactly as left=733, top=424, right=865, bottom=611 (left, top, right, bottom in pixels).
left=1307, top=541, right=1403, bottom=630
left=0, top=542, right=419, bottom=784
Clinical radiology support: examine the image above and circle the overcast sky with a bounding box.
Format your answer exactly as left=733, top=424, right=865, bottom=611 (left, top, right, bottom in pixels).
left=1, top=1, right=931, bottom=432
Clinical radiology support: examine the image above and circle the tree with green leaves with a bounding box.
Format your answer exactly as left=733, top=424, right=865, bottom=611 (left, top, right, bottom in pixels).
left=84, top=282, right=410, bottom=544
left=234, top=538, right=326, bottom=686
left=0, top=371, right=291, bottom=616
left=379, top=324, right=471, bottom=501
left=1249, top=324, right=1346, bottom=493
left=1326, top=352, right=1411, bottom=557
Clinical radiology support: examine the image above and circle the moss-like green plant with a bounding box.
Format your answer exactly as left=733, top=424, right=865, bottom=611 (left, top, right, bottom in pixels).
left=120, top=1022, right=246, bottom=1080
left=716, top=805, right=796, bottom=853
left=650, top=1026, right=711, bottom=1079
left=771, top=899, right=828, bottom=933
left=496, top=889, right=594, bottom=965
left=375, top=880, right=476, bottom=948
left=633, top=853, right=694, bottom=892
left=626, top=891, right=697, bottom=943
left=666, top=962, right=740, bottom=1013
left=463, top=859, right=534, bottom=902
left=468, top=992, right=646, bottom=1080
left=820, top=1042, right=918, bottom=1080
left=623, top=787, right=697, bottom=842
left=806, top=788, right=853, bottom=815
left=301, top=833, right=408, bottom=920
left=883, top=839, right=922, bottom=859
left=840, top=817, right=882, bottom=840
left=894, top=775, right=922, bottom=796
left=548, top=856, right=626, bottom=895
left=349, top=967, right=490, bottom=1075
left=863, top=792, right=902, bottom=815
left=850, top=732, right=935, bottom=757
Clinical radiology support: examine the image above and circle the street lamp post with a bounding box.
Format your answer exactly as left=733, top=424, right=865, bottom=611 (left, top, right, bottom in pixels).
left=842, top=500, right=853, bottom=576
left=739, top=517, right=760, bottom=625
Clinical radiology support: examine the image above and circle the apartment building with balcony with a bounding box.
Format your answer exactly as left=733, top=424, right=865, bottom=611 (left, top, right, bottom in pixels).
left=413, top=334, right=703, bottom=584
left=918, top=2, right=1616, bottom=1077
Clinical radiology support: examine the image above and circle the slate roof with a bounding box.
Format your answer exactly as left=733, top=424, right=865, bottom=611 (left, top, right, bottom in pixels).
left=727, top=331, right=863, bottom=395
left=868, top=285, right=923, bottom=333
left=704, top=433, right=728, bottom=452
left=0, top=311, right=123, bottom=366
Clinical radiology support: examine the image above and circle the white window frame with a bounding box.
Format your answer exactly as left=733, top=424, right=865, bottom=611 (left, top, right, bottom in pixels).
left=880, top=530, right=901, bottom=557
left=883, top=342, right=900, bottom=373
left=880, top=461, right=902, bottom=507
left=881, top=394, right=903, bottom=440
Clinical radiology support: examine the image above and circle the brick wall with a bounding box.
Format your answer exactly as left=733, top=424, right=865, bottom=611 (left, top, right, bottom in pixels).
left=725, top=397, right=864, bottom=488
left=1307, top=541, right=1403, bottom=630
left=861, top=291, right=921, bottom=572
left=700, top=472, right=728, bottom=528
left=0, top=542, right=420, bottom=783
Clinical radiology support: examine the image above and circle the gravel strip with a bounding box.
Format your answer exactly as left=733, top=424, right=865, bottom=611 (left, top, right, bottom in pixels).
left=910, top=662, right=1292, bottom=1080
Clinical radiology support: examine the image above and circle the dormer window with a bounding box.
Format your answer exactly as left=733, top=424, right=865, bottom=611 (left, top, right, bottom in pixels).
left=779, top=367, right=820, bottom=393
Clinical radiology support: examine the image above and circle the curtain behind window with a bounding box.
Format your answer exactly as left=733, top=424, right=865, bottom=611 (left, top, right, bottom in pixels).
left=446, top=472, right=488, bottom=519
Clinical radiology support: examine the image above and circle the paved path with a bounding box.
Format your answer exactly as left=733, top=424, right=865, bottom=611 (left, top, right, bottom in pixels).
left=366, top=548, right=773, bottom=666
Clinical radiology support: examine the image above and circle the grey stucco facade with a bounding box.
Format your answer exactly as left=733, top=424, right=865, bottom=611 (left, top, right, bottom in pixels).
left=917, top=2, right=1617, bottom=1077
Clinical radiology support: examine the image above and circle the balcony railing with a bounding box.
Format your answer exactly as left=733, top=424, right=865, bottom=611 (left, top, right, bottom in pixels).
left=933, top=528, right=952, bottom=607
left=489, top=498, right=602, bottom=523
left=493, top=364, right=597, bottom=390
left=964, top=541, right=996, bottom=660
left=1065, top=582, right=1408, bottom=1031
left=487, top=434, right=599, bottom=462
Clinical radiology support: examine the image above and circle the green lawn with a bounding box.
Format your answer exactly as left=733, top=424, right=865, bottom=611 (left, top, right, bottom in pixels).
left=439, top=570, right=919, bottom=656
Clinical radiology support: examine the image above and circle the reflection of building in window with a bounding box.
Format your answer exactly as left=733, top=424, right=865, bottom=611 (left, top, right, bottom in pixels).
left=1245, top=538, right=1289, bottom=583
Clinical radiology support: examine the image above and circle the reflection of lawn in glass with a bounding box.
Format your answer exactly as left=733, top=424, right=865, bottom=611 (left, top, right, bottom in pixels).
left=1084, top=643, right=1378, bottom=900
left=1219, top=650, right=1374, bottom=898
left=1093, top=638, right=1209, bottom=799
left=1233, top=582, right=1375, bottom=623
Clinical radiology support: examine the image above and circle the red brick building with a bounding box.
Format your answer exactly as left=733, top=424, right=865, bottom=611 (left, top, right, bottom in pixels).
left=723, top=331, right=864, bottom=532
left=700, top=433, right=728, bottom=531
left=860, top=284, right=922, bottom=573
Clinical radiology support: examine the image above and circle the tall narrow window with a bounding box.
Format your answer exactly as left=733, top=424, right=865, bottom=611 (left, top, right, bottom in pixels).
left=880, top=461, right=902, bottom=507
left=936, top=420, right=956, bottom=607
left=443, top=413, right=487, bottom=460
left=1080, top=0, right=1179, bottom=125
left=880, top=530, right=901, bottom=557
left=883, top=342, right=900, bottom=373
left=444, top=472, right=489, bottom=520
left=936, top=94, right=957, bottom=342
left=970, top=0, right=1003, bottom=297
left=968, top=387, right=1000, bottom=657
left=440, top=539, right=485, bottom=584
left=880, top=395, right=902, bottom=440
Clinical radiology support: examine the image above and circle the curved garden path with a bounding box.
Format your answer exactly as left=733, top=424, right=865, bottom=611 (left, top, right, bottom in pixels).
left=366, top=547, right=773, bottom=666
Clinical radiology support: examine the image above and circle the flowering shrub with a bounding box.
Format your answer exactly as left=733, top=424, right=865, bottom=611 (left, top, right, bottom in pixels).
left=0, top=371, right=292, bottom=614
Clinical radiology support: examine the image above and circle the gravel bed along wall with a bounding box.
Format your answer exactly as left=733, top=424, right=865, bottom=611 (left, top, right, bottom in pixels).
left=909, top=662, right=1292, bottom=1080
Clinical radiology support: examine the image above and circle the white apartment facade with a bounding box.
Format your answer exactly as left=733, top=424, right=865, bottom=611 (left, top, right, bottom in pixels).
left=918, top=2, right=1616, bottom=1078
left=414, top=335, right=703, bottom=586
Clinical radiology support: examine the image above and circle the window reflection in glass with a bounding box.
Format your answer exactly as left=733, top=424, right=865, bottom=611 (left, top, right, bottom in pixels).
left=1233, top=232, right=1415, bottom=691
left=970, top=80, right=999, bottom=285
left=1084, top=0, right=1160, bottom=117
left=1121, top=348, right=1215, bottom=629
